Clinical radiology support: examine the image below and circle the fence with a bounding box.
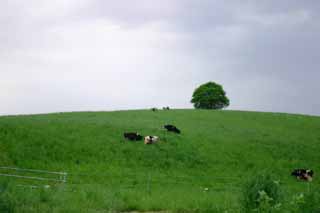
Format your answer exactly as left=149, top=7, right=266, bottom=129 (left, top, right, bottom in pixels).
left=0, top=165, right=243, bottom=192
left=0, top=166, right=67, bottom=183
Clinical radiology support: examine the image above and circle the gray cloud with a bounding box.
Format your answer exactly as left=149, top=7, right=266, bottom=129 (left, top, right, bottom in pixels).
left=1, top=1, right=319, bottom=116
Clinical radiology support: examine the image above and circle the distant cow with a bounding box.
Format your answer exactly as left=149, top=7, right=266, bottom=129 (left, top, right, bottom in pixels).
left=164, top=125, right=181, bottom=134
left=124, top=132, right=143, bottom=141
left=291, top=169, right=314, bottom=182
left=144, top=136, right=159, bottom=145
left=151, top=108, right=158, bottom=112
left=163, top=107, right=170, bottom=110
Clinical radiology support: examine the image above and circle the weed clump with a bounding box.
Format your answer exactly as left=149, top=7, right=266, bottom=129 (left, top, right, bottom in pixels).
left=287, top=190, right=320, bottom=213
left=241, top=174, right=281, bottom=212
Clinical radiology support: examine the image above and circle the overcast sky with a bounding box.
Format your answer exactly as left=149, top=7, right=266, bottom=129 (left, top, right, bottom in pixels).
left=1, top=1, right=319, bottom=116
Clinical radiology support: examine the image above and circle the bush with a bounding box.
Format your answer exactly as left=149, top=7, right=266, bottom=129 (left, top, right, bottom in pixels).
left=242, top=174, right=281, bottom=212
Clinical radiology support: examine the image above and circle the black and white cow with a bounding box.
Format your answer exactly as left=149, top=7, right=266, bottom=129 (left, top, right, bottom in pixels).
left=164, top=125, right=181, bottom=134
left=124, top=132, right=143, bottom=141
left=144, top=136, right=159, bottom=144
left=291, top=169, right=314, bottom=181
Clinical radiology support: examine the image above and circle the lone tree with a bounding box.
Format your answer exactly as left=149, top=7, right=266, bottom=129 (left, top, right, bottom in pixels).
left=191, top=82, right=230, bottom=109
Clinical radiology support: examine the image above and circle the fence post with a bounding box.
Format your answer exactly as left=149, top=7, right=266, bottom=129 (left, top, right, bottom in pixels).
left=147, top=172, right=151, bottom=196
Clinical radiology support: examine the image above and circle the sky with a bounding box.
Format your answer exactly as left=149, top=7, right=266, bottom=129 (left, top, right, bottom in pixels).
left=1, top=0, right=320, bottom=116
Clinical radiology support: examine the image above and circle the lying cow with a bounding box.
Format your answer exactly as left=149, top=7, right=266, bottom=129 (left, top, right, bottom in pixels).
left=144, top=136, right=159, bottom=145
left=291, top=169, right=314, bottom=182
left=124, top=132, right=143, bottom=141
left=164, top=124, right=181, bottom=134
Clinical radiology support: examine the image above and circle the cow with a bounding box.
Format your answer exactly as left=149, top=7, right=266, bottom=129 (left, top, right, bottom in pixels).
left=291, top=169, right=314, bottom=182
left=164, top=124, right=181, bottom=134
left=123, top=132, right=143, bottom=141
left=163, top=107, right=170, bottom=110
left=144, top=136, right=159, bottom=145
left=151, top=108, right=158, bottom=112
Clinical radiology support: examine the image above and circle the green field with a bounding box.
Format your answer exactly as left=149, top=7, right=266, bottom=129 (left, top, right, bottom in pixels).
left=0, top=109, right=319, bottom=212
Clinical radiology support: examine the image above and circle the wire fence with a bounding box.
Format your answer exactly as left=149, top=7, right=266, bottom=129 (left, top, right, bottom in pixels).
left=7, top=166, right=314, bottom=196
left=0, top=166, right=67, bottom=183
left=0, top=165, right=243, bottom=195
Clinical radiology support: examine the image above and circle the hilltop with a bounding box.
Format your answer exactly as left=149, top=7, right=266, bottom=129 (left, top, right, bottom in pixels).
left=0, top=110, right=319, bottom=212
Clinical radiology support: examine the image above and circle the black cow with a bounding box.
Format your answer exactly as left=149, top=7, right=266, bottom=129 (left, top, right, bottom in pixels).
left=124, top=132, right=143, bottom=141
left=151, top=108, right=158, bottom=112
left=291, top=169, right=314, bottom=181
left=164, top=125, right=181, bottom=134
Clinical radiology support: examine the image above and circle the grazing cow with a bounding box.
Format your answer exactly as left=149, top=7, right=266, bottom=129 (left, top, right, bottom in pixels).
left=164, top=125, right=181, bottom=134
left=124, top=132, right=143, bottom=141
left=291, top=169, right=314, bottom=182
left=144, top=136, right=159, bottom=145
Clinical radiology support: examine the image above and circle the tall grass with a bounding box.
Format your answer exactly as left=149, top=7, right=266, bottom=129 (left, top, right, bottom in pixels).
left=0, top=179, right=14, bottom=213
left=288, top=189, right=320, bottom=213
left=241, top=174, right=281, bottom=212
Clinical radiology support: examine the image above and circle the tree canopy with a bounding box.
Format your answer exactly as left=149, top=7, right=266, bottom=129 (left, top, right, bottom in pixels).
left=191, top=82, right=230, bottom=109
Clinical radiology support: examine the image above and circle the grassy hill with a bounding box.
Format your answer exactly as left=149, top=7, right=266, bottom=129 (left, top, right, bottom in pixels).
left=0, top=109, right=319, bottom=212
